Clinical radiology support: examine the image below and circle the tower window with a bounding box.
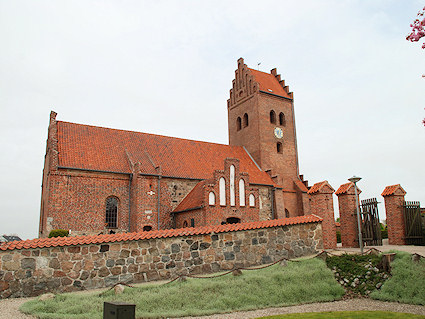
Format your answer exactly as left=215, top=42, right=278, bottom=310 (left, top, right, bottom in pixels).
left=190, top=218, right=195, bottom=227
left=105, top=197, right=118, bottom=228
left=237, top=117, right=242, bottom=131
left=209, top=192, right=215, bottom=206
left=279, top=112, right=286, bottom=126
left=270, top=110, right=276, bottom=124
left=183, top=221, right=188, bottom=228
left=143, top=225, right=152, bottom=231
left=277, top=142, right=282, bottom=154
left=243, top=113, right=249, bottom=127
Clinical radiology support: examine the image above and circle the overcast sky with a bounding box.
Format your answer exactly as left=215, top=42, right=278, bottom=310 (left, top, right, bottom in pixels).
left=1, top=0, right=424, bottom=240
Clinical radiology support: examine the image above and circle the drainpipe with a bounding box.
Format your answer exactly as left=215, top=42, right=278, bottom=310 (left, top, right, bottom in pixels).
left=157, top=175, right=161, bottom=230
left=128, top=174, right=132, bottom=233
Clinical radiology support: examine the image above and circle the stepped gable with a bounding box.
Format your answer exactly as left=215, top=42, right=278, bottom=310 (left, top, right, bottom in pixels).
left=57, top=121, right=275, bottom=185
left=0, top=215, right=322, bottom=251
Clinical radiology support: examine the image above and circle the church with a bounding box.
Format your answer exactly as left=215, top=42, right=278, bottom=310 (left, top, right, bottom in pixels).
left=39, top=58, right=313, bottom=238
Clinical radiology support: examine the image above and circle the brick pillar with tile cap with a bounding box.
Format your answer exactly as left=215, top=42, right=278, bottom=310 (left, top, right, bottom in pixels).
left=308, top=181, right=337, bottom=249
left=336, top=182, right=362, bottom=248
left=382, top=184, right=407, bottom=245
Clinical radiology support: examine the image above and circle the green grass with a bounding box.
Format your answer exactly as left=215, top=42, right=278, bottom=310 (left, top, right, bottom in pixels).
left=257, top=311, right=425, bottom=318
left=370, top=251, right=425, bottom=305
left=20, top=258, right=344, bottom=319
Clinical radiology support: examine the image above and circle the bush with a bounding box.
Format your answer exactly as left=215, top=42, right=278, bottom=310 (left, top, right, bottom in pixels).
left=48, top=229, right=69, bottom=238
left=381, top=229, right=388, bottom=239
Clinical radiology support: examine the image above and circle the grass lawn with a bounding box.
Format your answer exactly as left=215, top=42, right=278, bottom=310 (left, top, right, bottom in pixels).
left=257, top=311, right=425, bottom=318
left=20, top=258, right=344, bottom=319
left=370, top=251, right=425, bottom=305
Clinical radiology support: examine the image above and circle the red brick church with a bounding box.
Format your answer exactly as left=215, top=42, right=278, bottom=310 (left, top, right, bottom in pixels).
left=39, top=58, right=315, bottom=238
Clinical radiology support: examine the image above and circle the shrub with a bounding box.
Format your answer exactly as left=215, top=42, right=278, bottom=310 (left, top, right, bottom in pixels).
left=48, top=229, right=69, bottom=238
left=381, top=229, right=388, bottom=239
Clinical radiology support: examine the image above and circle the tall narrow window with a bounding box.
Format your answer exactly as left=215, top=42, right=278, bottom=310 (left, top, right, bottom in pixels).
left=279, top=112, right=285, bottom=126
left=277, top=142, right=282, bottom=154
left=270, top=110, right=276, bottom=124
left=219, top=177, right=226, bottom=206
left=237, top=117, right=242, bottom=131
left=239, top=179, right=245, bottom=206
left=243, top=113, right=249, bottom=127
left=105, top=197, right=118, bottom=228
left=249, top=194, right=255, bottom=207
left=190, top=218, right=195, bottom=227
left=230, top=165, right=235, bottom=206
left=209, top=192, right=215, bottom=206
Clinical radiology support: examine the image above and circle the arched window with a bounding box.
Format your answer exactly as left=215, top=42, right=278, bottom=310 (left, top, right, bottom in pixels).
left=105, top=197, right=118, bottom=228
left=183, top=221, right=188, bottom=228
left=243, top=113, right=249, bottom=127
left=277, top=142, right=282, bottom=154
left=239, top=179, right=245, bottom=206
left=279, top=112, right=285, bottom=126
left=209, top=192, right=215, bottom=206
left=219, top=177, right=226, bottom=206
left=143, top=225, right=152, bottom=231
left=285, top=208, right=290, bottom=218
left=237, top=117, right=241, bottom=131
left=249, top=194, right=255, bottom=207
left=270, top=110, right=276, bottom=124
left=230, top=165, right=235, bottom=206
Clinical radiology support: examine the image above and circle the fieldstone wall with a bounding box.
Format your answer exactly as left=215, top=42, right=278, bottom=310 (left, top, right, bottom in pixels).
left=0, top=221, right=322, bottom=298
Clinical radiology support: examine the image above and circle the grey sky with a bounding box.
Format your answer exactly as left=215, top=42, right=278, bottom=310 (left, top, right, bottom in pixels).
left=1, top=0, right=424, bottom=239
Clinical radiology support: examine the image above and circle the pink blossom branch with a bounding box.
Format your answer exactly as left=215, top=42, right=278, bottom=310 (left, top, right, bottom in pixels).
left=406, top=6, right=425, bottom=48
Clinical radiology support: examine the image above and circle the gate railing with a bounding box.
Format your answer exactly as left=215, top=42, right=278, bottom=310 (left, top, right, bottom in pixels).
left=360, top=198, right=382, bottom=246
left=403, top=201, right=425, bottom=246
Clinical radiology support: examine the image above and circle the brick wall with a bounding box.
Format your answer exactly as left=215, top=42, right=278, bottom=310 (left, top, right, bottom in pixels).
left=0, top=218, right=322, bottom=298
left=336, top=183, right=361, bottom=248
left=382, top=185, right=407, bottom=245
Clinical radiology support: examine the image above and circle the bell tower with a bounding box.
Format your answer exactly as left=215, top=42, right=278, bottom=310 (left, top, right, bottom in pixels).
left=227, top=58, right=310, bottom=217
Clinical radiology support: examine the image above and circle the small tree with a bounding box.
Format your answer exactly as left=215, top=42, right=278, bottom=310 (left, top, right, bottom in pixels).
left=48, top=229, right=69, bottom=238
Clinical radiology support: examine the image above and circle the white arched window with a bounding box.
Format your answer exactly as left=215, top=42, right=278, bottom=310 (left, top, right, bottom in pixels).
left=249, top=194, right=255, bottom=207
left=230, top=165, right=235, bottom=206
left=239, top=179, right=245, bottom=206
left=209, top=192, right=215, bottom=206
left=219, top=177, right=226, bottom=206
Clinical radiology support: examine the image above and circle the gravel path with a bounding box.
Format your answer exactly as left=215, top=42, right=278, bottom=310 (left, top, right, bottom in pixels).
left=1, top=298, right=425, bottom=319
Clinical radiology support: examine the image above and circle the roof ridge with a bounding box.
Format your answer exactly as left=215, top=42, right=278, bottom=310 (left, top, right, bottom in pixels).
left=57, top=120, right=241, bottom=149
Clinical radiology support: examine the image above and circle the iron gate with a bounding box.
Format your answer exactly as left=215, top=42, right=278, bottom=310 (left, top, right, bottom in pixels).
left=360, top=198, right=382, bottom=246
left=403, top=201, right=425, bottom=246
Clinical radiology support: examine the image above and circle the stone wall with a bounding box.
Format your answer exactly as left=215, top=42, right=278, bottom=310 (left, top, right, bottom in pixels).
left=0, top=218, right=322, bottom=298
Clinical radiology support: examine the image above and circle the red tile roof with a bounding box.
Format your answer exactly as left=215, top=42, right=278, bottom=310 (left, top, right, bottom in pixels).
left=57, top=121, right=275, bottom=186
left=172, top=180, right=208, bottom=213
left=381, top=184, right=406, bottom=197
left=307, top=181, right=335, bottom=194
left=335, top=182, right=351, bottom=195
left=294, top=180, right=309, bottom=193
left=0, top=215, right=322, bottom=251
left=248, top=68, right=292, bottom=99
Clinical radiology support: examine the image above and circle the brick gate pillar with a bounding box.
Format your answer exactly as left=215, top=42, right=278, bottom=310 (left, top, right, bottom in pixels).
left=308, top=181, right=336, bottom=249
left=336, top=182, right=362, bottom=248
left=382, top=184, right=407, bottom=245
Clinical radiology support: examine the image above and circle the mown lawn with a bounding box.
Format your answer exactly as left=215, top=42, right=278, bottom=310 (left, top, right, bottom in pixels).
left=370, top=251, right=425, bottom=305
left=20, top=258, right=344, bottom=319
left=257, top=311, right=425, bottom=319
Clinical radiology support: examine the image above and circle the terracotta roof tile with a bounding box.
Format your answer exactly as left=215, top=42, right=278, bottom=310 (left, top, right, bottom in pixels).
left=381, top=184, right=406, bottom=197
left=57, top=121, right=274, bottom=186
left=172, top=180, right=209, bottom=213
left=0, top=215, right=322, bottom=251
left=294, top=180, right=309, bottom=193
left=248, top=68, right=292, bottom=99
left=307, top=180, right=335, bottom=194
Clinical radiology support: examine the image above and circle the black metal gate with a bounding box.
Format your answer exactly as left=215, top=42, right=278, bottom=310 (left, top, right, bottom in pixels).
left=360, top=198, right=382, bottom=246
left=403, top=201, right=425, bottom=246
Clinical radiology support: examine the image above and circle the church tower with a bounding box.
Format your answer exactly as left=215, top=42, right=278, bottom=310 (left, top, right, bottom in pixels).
left=227, top=58, right=310, bottom=217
